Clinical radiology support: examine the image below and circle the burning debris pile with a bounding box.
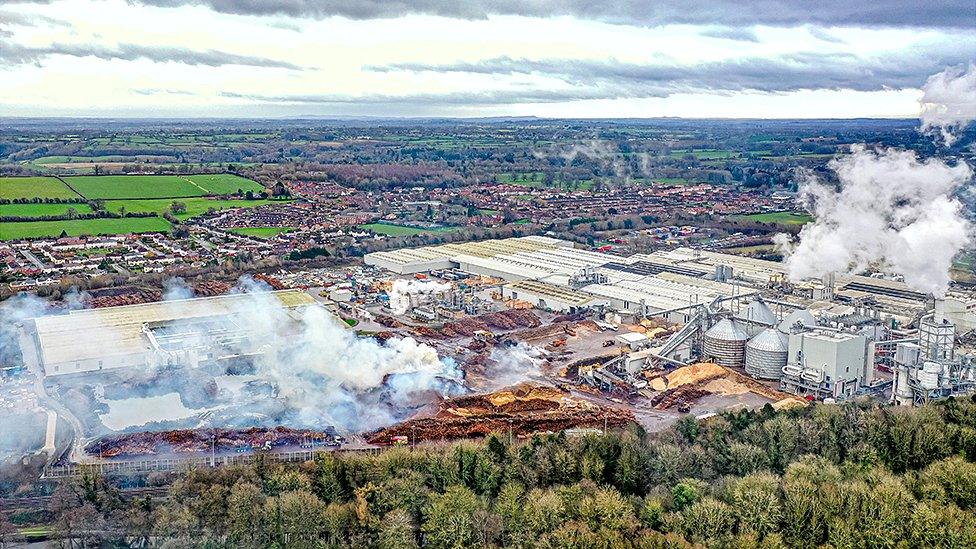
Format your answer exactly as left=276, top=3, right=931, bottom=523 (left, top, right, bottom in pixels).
left=367, top=383, right=633, bottom=444
left=85, top=426, right=341, bottom=458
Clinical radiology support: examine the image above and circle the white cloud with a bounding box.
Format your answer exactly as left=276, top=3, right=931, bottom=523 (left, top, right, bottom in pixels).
left=0, top=0, right=970, bottom=117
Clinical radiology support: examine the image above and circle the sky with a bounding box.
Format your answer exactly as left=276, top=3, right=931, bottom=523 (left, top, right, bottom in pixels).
left=0, top=0, right=973, bottom=118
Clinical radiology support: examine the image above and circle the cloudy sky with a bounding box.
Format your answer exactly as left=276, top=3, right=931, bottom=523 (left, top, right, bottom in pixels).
left=1, top=0, right=973, bottom=118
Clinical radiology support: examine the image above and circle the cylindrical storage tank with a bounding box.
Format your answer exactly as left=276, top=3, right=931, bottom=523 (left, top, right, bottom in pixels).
left=703, top=318, right=750, bottom=368
left=745, top=328, right=789, bottom=380
left=920, top=361, right=942, bottom=390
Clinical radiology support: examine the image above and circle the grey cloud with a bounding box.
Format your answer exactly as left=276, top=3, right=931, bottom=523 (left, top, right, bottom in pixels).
left=699, top=27, right=759, bottom=42
left=0, top=41, right=302, bottom=69
left=219, top=88, right=628, bottom=106
left=132, top=88, right=196, bottom=96
left=807, top=26, right=845, bottom=44
left=367, top=41, right=976, bottom=96
left=0, top=9, right=69, bottom=30
left=129, top=0, right=974, bottom=29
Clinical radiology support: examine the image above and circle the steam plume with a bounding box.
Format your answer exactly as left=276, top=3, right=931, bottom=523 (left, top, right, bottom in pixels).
left=920, top=63, right=976, bottom=146
left=777, top=145, right=972, bottom=296
left=387, top=279, right=451, bottom=315
left=0, top=279, right=466, bottom=452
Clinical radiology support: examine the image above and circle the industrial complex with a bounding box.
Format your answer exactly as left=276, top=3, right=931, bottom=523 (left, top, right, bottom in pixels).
left=365, top=236, right=976, bottom=406
left=4, top=235, right=975, bottom=471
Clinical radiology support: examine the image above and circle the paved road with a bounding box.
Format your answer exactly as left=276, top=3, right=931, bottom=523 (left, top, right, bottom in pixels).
left=18, top=249, right=45, bottom=270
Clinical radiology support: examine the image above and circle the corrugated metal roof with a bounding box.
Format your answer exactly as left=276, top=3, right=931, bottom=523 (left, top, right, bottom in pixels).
left=34, top=290, right=315, bottom=365
left=704, top=318, right=750, bottom=341
left=747, top=328, right=789, bottom=352
left=736, top=299, right=778, bottom=326
left=506, top=280, right=594, bottom=306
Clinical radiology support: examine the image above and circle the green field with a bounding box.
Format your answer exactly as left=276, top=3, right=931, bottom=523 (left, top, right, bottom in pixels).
left=184, top=174, right=265, bottom=195
left=497, top=172, right=546, bottom=186
left=736, top=212, right=813, bottom=225
left=359, top=223, right=458, bottom=236
left=0, top=217, right=172, bottom=240
left=229, top=226, right=294, bottom=238
left=65, top=175, right=206, bottom=199
left=0, top=196, right=284, bottom=240
left=650, top=177, right=696, bottom=185
left=669, top=149, right=738, bottom=160
left=64, top=174, right=265, bottom=199
left=0, top=203, right=94, bottom=217
left=32, top=155, right=169, bottom=164
left=0, top=176, right=80, bottom=199
left=104, top=197, right=281, bottom=220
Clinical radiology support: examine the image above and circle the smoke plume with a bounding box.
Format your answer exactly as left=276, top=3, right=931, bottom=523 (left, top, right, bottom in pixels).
left=920, top=63, right=976, bottom=146
left=387, top=279, right=451, bottom=315
left=0, top=279, right=467, bottom=459
left=482, top=343, right=546, bottom=390
left=777, top=145, right=972, bottom=296
left=162, top=277, right=195, bottom=301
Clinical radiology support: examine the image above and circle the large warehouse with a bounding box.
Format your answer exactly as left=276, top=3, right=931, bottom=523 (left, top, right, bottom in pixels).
left=27, top=290, right=317, bottom=377
left=365, top=238, right=759, bottom=318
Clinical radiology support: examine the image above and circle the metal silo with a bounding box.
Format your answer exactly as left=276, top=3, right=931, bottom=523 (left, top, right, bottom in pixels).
left=745, top=328, right=789, bottom=380
left=702, top=318, right=750, bottom=368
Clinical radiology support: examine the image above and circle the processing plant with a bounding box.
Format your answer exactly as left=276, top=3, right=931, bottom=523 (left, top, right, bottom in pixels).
left=366, top=237, right=976, bottom=405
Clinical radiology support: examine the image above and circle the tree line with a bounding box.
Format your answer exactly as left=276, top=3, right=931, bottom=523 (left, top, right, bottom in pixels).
left=9, top=397, right=976, bottom=547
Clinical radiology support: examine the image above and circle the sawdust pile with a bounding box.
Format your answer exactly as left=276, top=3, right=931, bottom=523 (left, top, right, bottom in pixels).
left=648, top=362, right=805, bottom=411
left=367, top=383, right=633, bottom=444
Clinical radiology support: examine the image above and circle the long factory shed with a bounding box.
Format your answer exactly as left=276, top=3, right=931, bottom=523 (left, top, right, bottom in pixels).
left=365, top=238, right=933, bottom=318
left=27, top=290, right=317, bottom=377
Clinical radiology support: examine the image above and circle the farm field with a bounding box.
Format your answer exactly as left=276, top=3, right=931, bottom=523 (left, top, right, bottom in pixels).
left=498, top=172, right=594, bottom=191
left=183, top=174, right=265, bottom=195
left=32, top=155, right=177, bottom=164
left=65, top=175, right=206, bottom=199
left=0, top=217, right=171, bottom=240
left=228, top=226, right=293, bottom=238
left=0, top=203, right=94, bottom=217
left=0, top=196, right=282, bottom=240
left=669, top=149, right=738, bottom=160
left=103, top=197, right=282, bottom=220
left=497, top=172, right=546, bottom=186
left=63, top=174, right=265, bottom=199
left=0, top=176, right=80, bottom=199
left=736, top=211, right=813, bottom=225
left=359, top=222, right=458, bottom=236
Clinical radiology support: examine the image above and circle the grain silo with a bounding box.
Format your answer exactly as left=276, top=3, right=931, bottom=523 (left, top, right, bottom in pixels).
left=702, top=318, right=750, bottom=368
left=735, top=298, right=779, bottom=336
left=745, top=328, right=789, bottom=380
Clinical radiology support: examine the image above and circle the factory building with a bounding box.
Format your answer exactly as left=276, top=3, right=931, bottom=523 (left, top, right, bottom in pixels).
left=780, top=329, right=868, bottom=400
left=502, top=280, right=598, bottom=313
left=27, top=290, right=318, bottom=377
left=364, top=236, right=572, bottom=274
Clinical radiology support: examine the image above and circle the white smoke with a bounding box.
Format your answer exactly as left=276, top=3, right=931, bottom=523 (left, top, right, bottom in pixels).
left=778, top=146, right=972, bottom=297
left=162, top=277, right=195, bottom=301
left=387, top=279, right=451, bottom=315
left=482, top=342, right=546, bottom=390
left=920, top=63, right=976, bottom=146
left=0, top=278, right=466, bottom=453
left=231, top=288, right=463, bottom=430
